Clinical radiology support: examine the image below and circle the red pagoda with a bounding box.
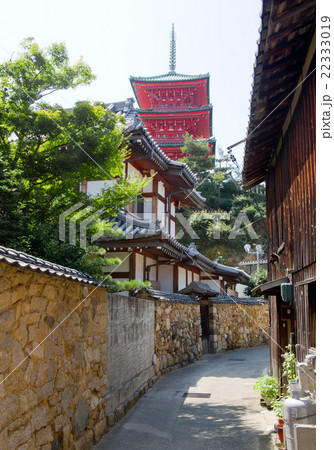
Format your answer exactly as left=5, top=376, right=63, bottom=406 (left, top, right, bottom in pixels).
left=130, top=24, right=216, bottom=161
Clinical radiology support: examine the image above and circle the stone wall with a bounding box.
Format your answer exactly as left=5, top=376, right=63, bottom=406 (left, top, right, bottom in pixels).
left=0, top=261, right=108, bottom=450
left=0, top=257, right=269, bottom=449
left=154, top=300, right=202, bottom=373
left=209, top=300, right=269, bottom=353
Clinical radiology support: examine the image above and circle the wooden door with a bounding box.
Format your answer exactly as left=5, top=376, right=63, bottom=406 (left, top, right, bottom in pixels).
left=200, top=303, right=210, bottom=354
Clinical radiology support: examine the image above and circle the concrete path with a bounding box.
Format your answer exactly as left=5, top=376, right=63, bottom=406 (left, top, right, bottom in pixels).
left=95, top=346, right=276, bottom=450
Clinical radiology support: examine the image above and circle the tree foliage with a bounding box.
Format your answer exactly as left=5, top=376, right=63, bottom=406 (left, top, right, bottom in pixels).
left=178, top=132, right=215, bottom=182
left=177, top=137, right=266, bottom=267
left=244, top=268, right=268, bottom=297
left=0, top=39, right=149, bottom=286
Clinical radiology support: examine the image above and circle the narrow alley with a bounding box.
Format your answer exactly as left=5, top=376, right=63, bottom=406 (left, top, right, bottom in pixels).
left=95, top=346, right=275, bottom=450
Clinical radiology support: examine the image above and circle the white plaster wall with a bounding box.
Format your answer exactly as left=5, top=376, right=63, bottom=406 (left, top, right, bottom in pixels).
left=86, top=179, right=115, bottom=197
left=178, top=267, right=187, bottom=291
left=200, top=278, right=220, bottom=293
left=236, top=283, right=248, bottom=297
left=135, top=253, right=144, bottom=281
left=143, top=198, right=153, bottom=221
left=170, top=220, right=176, bottom=238
left=146, top=257, right=157, bottom=282
left=127, top=163, right=141, bottom=177
left=171, top=202, right=176, bottom=217
left=143, top=180, right=153, bottom=193
left=157, top=200, right=165, bottom=228
left=187, top=270, right=193, bottom=284
left=158, top=181, right=165, bottom=197
left=158, top=265, right=174, bottom=292
left=194, top=273, right=200, bottom=282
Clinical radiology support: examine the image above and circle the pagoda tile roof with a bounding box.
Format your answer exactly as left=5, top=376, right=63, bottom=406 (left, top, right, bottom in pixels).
left=138, top=105, right=213, bottom=114
left=130, top=72, right=210, bottom=83
left=99, top=216, right=249, bottom=285
left=158, top=137, right=216, bottom=147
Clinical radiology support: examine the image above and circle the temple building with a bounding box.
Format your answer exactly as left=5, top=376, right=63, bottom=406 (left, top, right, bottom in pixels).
left=82, top=100, right=248, bottom=294
left=129, top=24, right=216, bottom=161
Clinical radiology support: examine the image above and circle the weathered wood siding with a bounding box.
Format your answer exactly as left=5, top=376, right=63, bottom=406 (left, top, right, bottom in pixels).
left=266, top=65, right=315, bottom=368
left=266, top=65, right=315, bottom=281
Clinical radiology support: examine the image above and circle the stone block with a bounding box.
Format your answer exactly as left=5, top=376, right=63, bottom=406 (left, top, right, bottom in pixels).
left=30, top=296, right=48, bottom=312
left=13, top=320, right=28, bottom=348
left=44, top=316, right=56, bottom=329
left=115, top=404, right=125, bottom=421
left=51, top=434, right=63, bottom=450
left=93, top=418, right=106, bottom=442
left=72, top=429, right=93, bottom=450
left=8, top=422, right=32, bottom=449
left=0, top=428, right=8, bottom=449
left=0, top=350, right=10, bottom=372
left=160, top=354, right=167, bottom=369
left=72, top=398, right=90, bottom=439
left=11, top=285, right=26, bottom=304
left=61, top=386, right=74, bottom=412
left=62, top=424, right=71, bottom=449
left=0, top=277, right=10, bottom=292
left=107, top=413, right=115, bottom=428
left=0, top=289, right=11, bottom=310
left=0, top=332, right=13, bottom=350
left=166, top=353, right=174, bottom=367
left=31, top=341, right=44, bottom=359
left=0, top=309, right=14, bottom=332
left=0, top=393, right=18, bottom=429
left=42, top=285, right=58, bottom=301
left=31, top=403, right=51, bottom=432
left=55, top=370, right=72, bottom=389
left=36, top=426, right=53, bottom=446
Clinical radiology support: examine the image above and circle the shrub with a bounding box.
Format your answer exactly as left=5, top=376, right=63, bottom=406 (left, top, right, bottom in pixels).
left=253, top=375, right=280, bottom=404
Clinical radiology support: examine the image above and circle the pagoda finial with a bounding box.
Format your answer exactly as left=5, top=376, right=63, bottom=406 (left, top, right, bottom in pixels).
left=169, top=23, right=176, bottom=73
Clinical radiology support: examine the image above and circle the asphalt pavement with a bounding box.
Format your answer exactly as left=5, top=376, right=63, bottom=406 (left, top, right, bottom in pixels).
left=95, top=345, right=276, bottom=450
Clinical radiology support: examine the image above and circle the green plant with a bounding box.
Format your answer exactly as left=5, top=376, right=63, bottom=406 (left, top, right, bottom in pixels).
left=253, top=376, right=280, bottom=404
left=272, top=395, right=289, bottom=418
left=271, top=346, right=297, bottom=418
left=282, top=345, right=296, bottom=381
left=244, top=268, right=268, bottom=297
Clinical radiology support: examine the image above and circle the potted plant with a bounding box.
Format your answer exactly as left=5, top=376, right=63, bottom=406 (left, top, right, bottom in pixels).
left=253, top=375, right=280, bottom=407
left=272, top=396, right=287, bottom=443
left=271, top=346, right=297, bottom=444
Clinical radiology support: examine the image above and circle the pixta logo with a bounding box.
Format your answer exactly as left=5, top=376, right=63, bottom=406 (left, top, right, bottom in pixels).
left=59, top=203, right=106, bottom=249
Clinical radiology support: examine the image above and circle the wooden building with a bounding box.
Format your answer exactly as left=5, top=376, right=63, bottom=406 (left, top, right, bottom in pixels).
left=242, top=0, right=316, bottom=378
left=83, top=100, right=249, bottom=294
left=130, top=24, right=216, bottom=161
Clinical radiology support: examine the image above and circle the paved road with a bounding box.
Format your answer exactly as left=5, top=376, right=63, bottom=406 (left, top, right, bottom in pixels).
left=95, top=346, right=275, bottom=450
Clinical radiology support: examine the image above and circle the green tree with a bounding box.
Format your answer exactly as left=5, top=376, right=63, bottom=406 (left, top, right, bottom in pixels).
left=0, top=38, right=149, bottom=289
left=176, top=138, right=266, bottom=266
left=244, top=268, right=268, bottom=297
left=178, top=132, right=215, bottom=182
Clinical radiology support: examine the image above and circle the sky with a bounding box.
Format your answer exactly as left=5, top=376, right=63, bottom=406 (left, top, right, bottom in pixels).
left=0, top=0, right=262, bottom=168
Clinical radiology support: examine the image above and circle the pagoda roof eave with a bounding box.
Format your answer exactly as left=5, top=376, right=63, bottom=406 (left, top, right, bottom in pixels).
left=138, top=105, right=213, bottom=114
left=130, top=72, right=210, bottom=83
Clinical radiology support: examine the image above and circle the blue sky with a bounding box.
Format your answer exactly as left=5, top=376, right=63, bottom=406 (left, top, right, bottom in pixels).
left=0, top=0, right=262, bottom=167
